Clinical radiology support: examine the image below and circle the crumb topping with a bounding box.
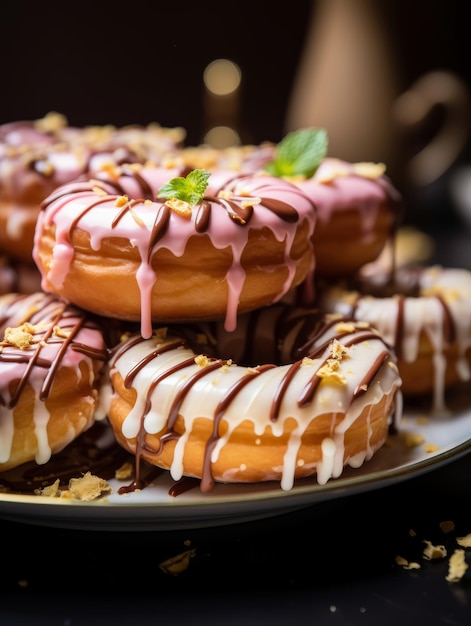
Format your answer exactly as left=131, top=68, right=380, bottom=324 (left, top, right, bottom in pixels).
left=195, top=354, right=211, bottom=367
left=115, top=195, right=129, bottom=208
left=352, top=162, right=387, bottom=179
left=165, top=197, right=193, bottom=217
left=2, top=323, right=37, bottom=349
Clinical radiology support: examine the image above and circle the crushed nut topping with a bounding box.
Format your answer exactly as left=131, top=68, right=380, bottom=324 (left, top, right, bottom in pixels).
left=35, top=111, right=68, bottom=133
left=165, top=198, right=193, bottom=217
left=240, top=197, right=261, bottom=209
left=2, top=323, right=37, bottom=349
left=115, top=195, right=129, bottom=208
left=53, top=325, right=70, bottom=339
left=220, top=360, right=233, bottom=372
left=352, top=161, right=386, bottom=179
left=330, top=338, right=349, bottom=360
left=195, top=354, right=211, bottom=367
left=316, top=362, right=346, bottom=385
left=334, top=321, right=357, bottom=334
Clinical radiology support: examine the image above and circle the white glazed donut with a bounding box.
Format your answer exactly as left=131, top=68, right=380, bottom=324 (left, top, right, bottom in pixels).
left=316, top=265, right=471, bottom=413
left=107, top=304, right=402, bottom=492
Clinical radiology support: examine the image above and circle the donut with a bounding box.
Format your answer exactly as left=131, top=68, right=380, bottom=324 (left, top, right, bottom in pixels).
left=0, top=112, right=186, bottom=262
left=0, top=292, right=109, bottom=472
left=316, top=265, right=471, bottom=413
left=260, top=128, right=402, bottom=278
left=107, top=303, right=402, bottom=492
left=32, top=164, right=317, bottom=338
left=293, top=158, right=402, bottom=277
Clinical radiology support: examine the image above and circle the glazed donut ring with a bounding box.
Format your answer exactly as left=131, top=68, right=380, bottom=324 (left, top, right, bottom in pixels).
left=317, top=265, right=471, bottom=413
left=33, top=164, right=317, bottom=338
left=0, top=292, right=109, bottom=472
left=0, top=112, right=185, bottom=262
left=107, top=304, right=402, bottom=492
left=293, top=158, right=402, bottom=278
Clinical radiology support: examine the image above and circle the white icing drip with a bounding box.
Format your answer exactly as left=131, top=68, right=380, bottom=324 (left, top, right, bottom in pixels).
left=317, top=438, right=337, bottom=485
left=32, top=390, right=52, bottom=465
left=280, top=425, right=303, bottom=491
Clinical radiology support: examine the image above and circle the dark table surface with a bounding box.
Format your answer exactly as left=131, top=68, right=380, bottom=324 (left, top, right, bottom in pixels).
left=1, top=203, right=471, bottom=626
left=1, top=451, right=471, bottom=626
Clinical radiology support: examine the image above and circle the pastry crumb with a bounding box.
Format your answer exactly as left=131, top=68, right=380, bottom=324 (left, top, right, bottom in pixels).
left=395, top=555, right=421, bottom=570
left=439, top=520, right=455, bottom=534
left=64, top=471, right=112, bottom=501
left=446, top=549, right=469, bottom=583
left=402, top=432, right=425, bottom=448
left=35, top=479, right=61, bottom=497
left=159, top=548, right=197, bottom=576
left=36, top=472, right=111, bottom=501
left=423, top=540, right=447, bottom=560
left=456, top=533, right=471, bottom=548
left=115, top=461, right=133, bottom=480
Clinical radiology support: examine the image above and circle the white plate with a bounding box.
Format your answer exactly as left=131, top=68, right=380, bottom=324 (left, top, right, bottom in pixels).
left=1, top=389, right=470, bottom=532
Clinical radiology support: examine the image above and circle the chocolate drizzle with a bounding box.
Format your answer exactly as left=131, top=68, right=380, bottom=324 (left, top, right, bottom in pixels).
left=39, top=166, right=304, bottom=246
left=0, top=293, right=108, bottom=409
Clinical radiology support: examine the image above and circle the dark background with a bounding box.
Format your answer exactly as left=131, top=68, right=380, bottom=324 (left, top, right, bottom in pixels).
left=1, top=0, right=470, bottom=148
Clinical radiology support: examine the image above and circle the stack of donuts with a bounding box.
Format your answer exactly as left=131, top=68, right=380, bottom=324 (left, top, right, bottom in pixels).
left=0, top=111, right=186, bottom=294
left=0, top=118, right=469, bottom=495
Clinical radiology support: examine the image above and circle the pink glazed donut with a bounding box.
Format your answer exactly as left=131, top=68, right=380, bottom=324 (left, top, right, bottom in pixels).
left=0, top=291, right=109, bottom=472
left=0, top=112, right=185, bottom=262
left=293, top=158, right=402, bottom=278
left=33, top=164, right=317, bottom=338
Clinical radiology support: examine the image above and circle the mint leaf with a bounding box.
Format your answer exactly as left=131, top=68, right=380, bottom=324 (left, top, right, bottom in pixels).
left=264, top=128, right=328, bottom=178
left=157, top=169, right=211, bottom=204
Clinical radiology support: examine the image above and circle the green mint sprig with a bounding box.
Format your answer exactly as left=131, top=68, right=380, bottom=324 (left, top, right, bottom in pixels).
left=157, top=169, right=211, bottom=204
left=264, top=127, right=328, bottom=178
